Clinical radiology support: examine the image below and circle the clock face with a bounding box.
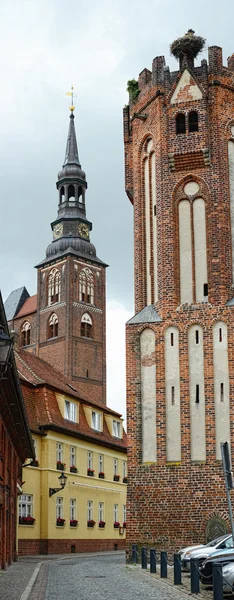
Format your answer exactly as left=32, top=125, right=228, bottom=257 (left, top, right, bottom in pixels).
left=78, top=223, right=89, bottom=239
left=53, top=223, right=63, bottom=239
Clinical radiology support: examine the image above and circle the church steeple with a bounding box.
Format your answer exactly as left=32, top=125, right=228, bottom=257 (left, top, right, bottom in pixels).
left=63, top=110, right=80, bottom=167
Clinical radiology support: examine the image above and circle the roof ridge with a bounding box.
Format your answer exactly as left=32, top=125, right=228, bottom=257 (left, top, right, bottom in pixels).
left=15, top=351, right=45, bottom=384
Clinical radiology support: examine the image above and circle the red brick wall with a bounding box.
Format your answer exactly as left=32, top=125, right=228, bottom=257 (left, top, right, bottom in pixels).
left=124, top=44, right=234, bottom=553
left=18, top=538, right=126, bottom=555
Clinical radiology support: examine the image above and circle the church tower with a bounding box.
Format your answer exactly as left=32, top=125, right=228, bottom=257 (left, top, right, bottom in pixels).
left=35, top=104, right=107, bottom=403
left=124, top=31, right=234, bottom=550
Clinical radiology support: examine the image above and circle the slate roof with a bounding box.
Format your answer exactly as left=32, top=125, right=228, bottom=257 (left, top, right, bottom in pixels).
left=4, top=287, right=30, bottom=321
left=127, top=305, right=162, bottom=325
left=15, top=294, right=37, bottom=318
left=15, top=349, right=127, bottom=451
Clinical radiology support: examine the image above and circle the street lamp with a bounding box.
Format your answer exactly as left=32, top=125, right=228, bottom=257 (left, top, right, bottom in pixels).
left=0, top=327, right=13, bottom=378
left=49, top=471, right=68, bottom=497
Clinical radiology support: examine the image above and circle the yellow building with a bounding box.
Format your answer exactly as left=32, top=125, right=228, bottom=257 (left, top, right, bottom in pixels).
left=16, top=349, right=127, bottom=554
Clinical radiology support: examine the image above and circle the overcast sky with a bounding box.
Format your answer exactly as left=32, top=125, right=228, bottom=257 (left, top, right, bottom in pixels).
left=0, top=0, right=233, bottom=421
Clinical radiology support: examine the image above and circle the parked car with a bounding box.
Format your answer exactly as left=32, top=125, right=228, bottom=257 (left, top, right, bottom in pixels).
left=200, top=548, right=234, bottom=585
left=180, top=534, right=233, bottom=571
left=222, top=562, right=234, bottom=593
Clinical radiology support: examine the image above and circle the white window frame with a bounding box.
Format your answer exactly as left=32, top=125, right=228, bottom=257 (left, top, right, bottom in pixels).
left=32, top=438, right=37, bottom=458
left=113, top=458, right=118, bottom=475
left=98, top=454, right=104, bottom=473
left=122, top=460, right=127, bottom=479
left=19, top=494, right=33, bottom=518
left=91, top=411, right=101, bottom=431
left=123, top=504, right=126, bottom=523
left=114, top=504, right=118, bottom=522
left=70, top=498, right=76, bottom=521
left=70, top=446, right=76, bottom=467
left=87, top=500, right=93, bottom=521
left=98, top=502, right=104, bottom=523
left=56, top=442, right=63, bottom=463
left=65, top=400, right=76, bottom=422
left=113, top=420, right=121, bottom=438
left=56, top=497, right=63, bottom=519
left=87, top=451, right=93, bottom=470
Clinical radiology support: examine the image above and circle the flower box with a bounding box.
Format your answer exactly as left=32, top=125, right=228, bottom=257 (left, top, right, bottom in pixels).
left=87, top=520, right=96, bottom=527
left=70, top=466, right=78, bottom=473
left=57, top=461, right=66, bottom=471
left=87, top=469, right=95, bottom=476
left=99, top=472, right=105, bottom=479
left=31, top=459, right=39, bottom=467
left=99, top=521, right=106, bottom=528
left=19, top=516, right=35, bottom=525
left=113, top=475, right=120, bottom=482
left=114, top=521, right=120, bottom=528
left=57, top=518, right=65, bottom=526
left=123, top=522, right=126, bottom=528
left=70, top=519, right=78, bottom=527
left=123, top=477, right=128, bottom=483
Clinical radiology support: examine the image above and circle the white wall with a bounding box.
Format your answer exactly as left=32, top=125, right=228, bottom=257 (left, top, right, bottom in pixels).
left=188, top=325, right=206, bottom=461
left=213, top=321, right=230, bottom=459
left=165, top=326, right=181, bottom=461
left=140, top=328, right=157, bottom=463
left=193, top=198, right=208, bottom=302
left=179, top=200, right=193, bottom=303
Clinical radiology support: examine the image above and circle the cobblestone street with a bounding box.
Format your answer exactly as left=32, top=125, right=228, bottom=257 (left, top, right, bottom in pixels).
left=0, top=552, right=229, bottom=600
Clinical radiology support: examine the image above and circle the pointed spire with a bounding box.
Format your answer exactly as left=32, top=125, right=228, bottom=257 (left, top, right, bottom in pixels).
left=63, top=110, right=80, bottom=167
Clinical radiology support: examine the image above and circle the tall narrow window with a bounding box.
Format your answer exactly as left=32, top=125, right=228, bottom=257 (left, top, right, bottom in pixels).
left=195, top=330, right=199, bottom=344
left=113, top=420, right=121, bottom=438
left=21, top=322, right=31, bottom=346
left=56, top=443, right=63, bottom=463
left=70, top=499, right=76, bottom=521
left=204, top=283, right=208, bottom=297
left=220, top=383, right=224, bottom=402
left=79, top=268, right=94, bottom=304
left=91, top=411, right=101, bottom=431
left=176, top=113, right=186, bottom=134
left=113, top=504, right=119, bottom=523
left=48, top=313, right=58, bottom=339
left=123, top=505, right=126, bottom=525
left=219, top=328, right=222, bottom=342
left=65, top=400, right=76, bottom=422
left=98, top=454, right=104, bottom=474
left=122, top=460, right=127, bottom=479
left=81, top=313, right=93, bottom=338
left=113, top=458, right=118, bottom=475
left=171, top=386, right=175, bottom=405
left=68, top=184, right=75, bottom=202
left=98, top=502, right=104, bottom=523
left=48, top=269, right=61, bottom=305
left=56, top=497, right=63, bottom=520
left=87, top=501, right=93, bottom=521
left=171, top=332, right=174, bottom=346
left=195, top=384, right=200, bottom=404
left=87, top=451, right=93, bottom=470
left=189, top=111, right=198, bottom=132
left=70, top=446, right=76, bottom=467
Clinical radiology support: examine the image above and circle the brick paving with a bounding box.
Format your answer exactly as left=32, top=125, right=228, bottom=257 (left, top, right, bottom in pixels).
left=1, top=552, right=234, bottom=599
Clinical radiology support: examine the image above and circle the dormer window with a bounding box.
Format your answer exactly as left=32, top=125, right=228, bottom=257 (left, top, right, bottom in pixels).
left=113, top=420, right=121, bottom=438
left=65, top=400, right=76, bottom=422
left=91, top=411, right=101, bottom=431
left=21, top=321, right=31, bottom=346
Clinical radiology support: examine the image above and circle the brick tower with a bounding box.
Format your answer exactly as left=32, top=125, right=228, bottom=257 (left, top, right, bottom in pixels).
left=35, top=105, right=107, bottom=402
left=124, top=31, right=234, bottom=550
left=5, top=104, right=107, bottom=404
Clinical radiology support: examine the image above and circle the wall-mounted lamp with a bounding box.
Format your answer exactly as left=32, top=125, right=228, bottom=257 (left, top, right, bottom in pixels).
left=49, top=471, right=67, bottom=497
left=0, top=328, right=13, bottom=379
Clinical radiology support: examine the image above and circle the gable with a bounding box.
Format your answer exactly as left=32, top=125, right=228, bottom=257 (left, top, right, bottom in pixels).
left=170, top=69, right=202, bottom=104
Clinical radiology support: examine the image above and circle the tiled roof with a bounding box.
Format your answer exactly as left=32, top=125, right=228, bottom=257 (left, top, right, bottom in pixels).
left=15, top=294, right=37, bottom=318
left=15, top=349, right=127, bottom=451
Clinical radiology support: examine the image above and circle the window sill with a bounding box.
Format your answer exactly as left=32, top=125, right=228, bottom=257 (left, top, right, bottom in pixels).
left=19, top=524, right=35, bottom=527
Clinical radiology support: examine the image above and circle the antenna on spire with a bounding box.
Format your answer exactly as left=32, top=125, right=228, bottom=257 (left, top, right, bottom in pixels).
left=65, top=85, right=77, bottom=112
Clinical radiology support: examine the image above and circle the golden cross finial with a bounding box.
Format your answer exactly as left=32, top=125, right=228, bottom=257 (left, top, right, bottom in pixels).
left=65, top=85, right=77, bottom=112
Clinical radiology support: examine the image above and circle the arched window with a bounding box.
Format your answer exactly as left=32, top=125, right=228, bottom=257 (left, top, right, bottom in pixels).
left=59, top=186, right=65, bottom=204
left=189, top=111, right=198, bottom=132
left=81, top=313, right=93, bottom=338
left=21, top=321, right=31, bottom=346
left=48, top=269, right=61, bottom=305
left=68, top=184, right=75, bottom=202
left=176, top=113, right=186, bottom=135
left=48, top=313, right=58, bottom=339
left=79, top=268, right=94, bottom=304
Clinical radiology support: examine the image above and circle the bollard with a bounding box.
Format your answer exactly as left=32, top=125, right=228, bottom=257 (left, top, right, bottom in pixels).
left=132, top=544, right=138, bottom=564
left=190, top=558, right=200, bottom=594
left=141, top=546, right=147, bottom=569
left=150, top=548, right=156, bottom=574
left=213, top=563, right=223, bottom=600
left=174, top=553, right=181, bottom=585
left=160, top=551, right=167, bottom=578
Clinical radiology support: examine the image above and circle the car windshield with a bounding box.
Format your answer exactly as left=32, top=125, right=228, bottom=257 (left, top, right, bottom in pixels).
left=206, top=535, right=230, bottom=547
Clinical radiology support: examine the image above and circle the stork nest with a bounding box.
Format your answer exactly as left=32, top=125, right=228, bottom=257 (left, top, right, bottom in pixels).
left=170, top=30, right=206, bottom=60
